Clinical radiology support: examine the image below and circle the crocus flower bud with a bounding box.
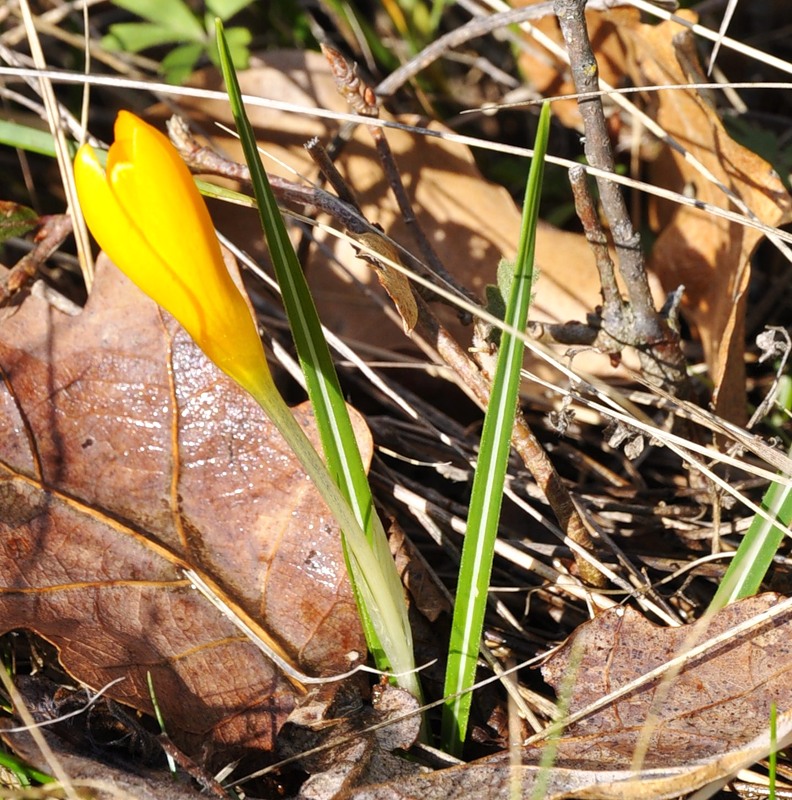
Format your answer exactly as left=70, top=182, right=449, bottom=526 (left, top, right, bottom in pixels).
left=74, top=111, right=273, bottom=398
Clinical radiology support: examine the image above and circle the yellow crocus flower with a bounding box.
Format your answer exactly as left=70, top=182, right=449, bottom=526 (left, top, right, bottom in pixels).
left=74, top=109, right=418, bottom=696
left=74, top=110, right=272, bottom=398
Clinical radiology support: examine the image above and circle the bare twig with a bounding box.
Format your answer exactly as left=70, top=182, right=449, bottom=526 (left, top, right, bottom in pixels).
left=568, top=165, right=620, bottom=312
left=304, top=136, right=364, bottom=213
left=375, top=0, right=678, bottom=101
left=553, top=0, right=688, bottom=392
left=168, top=114, right=375, bottom=237
left=321, top=44, right=480, bottom=315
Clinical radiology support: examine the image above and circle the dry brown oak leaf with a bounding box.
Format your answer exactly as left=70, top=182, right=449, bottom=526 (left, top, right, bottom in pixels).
left=0, top=256, right=367, bottom=766
left=341, top=593, right=792, bottom=799
left=638, top=12, right=792, bottom=424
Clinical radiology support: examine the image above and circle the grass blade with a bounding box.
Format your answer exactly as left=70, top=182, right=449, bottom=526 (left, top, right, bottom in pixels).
left=441, top=102, right=551, bottom=754
left=709, top=465, right=792, bottom=610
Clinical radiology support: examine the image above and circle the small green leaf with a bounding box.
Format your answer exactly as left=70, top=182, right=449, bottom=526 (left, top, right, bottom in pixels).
left=495, top=257, right=517, bottom=305
left=160, top=42, right=204, bottom=84
left=0, top=201, right=39, bottom=244
left=109, top=0, right=204, bottom=39
left=206, top=0, right=255, bottom=21
left=483, top=257, right=517, bottom=345
left=103, top=22, right=185, bottom=54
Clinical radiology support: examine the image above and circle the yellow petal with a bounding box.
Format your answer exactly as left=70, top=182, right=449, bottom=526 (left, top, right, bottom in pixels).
left=110, top=112, right=225, bottom=304
left=74, top=143, right=168, bottom=296
left=74, top=114, right=273, bottom=398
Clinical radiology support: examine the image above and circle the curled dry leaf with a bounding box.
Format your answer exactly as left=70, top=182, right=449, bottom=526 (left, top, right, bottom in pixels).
left=1, top=722, right=209, bottom=800
left=0, top=257, right=367, bottom=765
left=637, top=13, right=792, bottom=423
left=151, top=50, right=655, bottom=382
left=339, top=594, right=792, bottom=799
left=519, top=5, right=792, bottom=421
left=278, top=683, right=422, bottom=800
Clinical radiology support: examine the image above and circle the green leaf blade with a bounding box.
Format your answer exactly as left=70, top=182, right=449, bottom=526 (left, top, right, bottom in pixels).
left=160, top=42, right=205, bottom=84
left=710, top=469, right=792, bottom=610
left=102, top=23, right=186, bottom=54
left=206, top=0, right=256, bottom=20
left=108, top=0, right=204, bottom=38
left=441, top=102, right=551, bottom=755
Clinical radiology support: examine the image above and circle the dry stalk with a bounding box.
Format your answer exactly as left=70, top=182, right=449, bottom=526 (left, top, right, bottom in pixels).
left=0, top=213, right=73, bottom=304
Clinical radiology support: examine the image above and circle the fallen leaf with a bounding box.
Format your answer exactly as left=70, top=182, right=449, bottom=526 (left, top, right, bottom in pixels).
left=516, top=3, right=635, bottom=132
left=636, top=14, right=792, bottom=422
left=542, top=593, right=792, bottom=768
left=278, top=682, right=422, bottom=800
left=519, top=4, right=792, bottom=420
left=1, top=672, right=214, bottom=799
left=0, top=256, right=367, bottom=765
left=340, top=594, right=792, bottom=799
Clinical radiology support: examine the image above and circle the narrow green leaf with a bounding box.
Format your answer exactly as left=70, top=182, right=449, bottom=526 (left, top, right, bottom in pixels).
left=207, top=26, right=252, bottom=70
left=194, top=179, right=255, bottom=207
left=0, top=120, right=60, bottom=157
left=0, top=750, right=54, bottom=786
left=709, top=465, right=792, bottom=611
left=215, top=21, right=420, bottom=702
left=161, top=42, right=205, bottom=84
left=441, top=102, right=551, bottom=755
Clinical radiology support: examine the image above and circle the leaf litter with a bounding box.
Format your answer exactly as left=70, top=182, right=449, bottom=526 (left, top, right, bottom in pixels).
left=340, top=595, right=792, bottom=800
left=2, top=1, right=792, bottom=797
left=0, top=256, right=369, bottom=766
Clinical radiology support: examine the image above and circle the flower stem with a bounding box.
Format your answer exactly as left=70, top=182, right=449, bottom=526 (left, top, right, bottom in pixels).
left=248, top=379, right=421, bottom=698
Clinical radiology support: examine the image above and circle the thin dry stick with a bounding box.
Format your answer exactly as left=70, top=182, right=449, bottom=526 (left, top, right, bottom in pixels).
left=564, top=165, right=688, bottom=369
left=317, top=45, right=609, bottom=586
left=304, top=136, right=364, bottom=212
left=168, top=116, right=462, bottom=311
left=370, top=0, right=677, bottom=101
left=0, top=213, right=73, bottom=303
left=321, top=43, right=481, bottom=313
left=0, top=668, right=81, bottom=800
left=17, top=0, right=94, bottom=290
